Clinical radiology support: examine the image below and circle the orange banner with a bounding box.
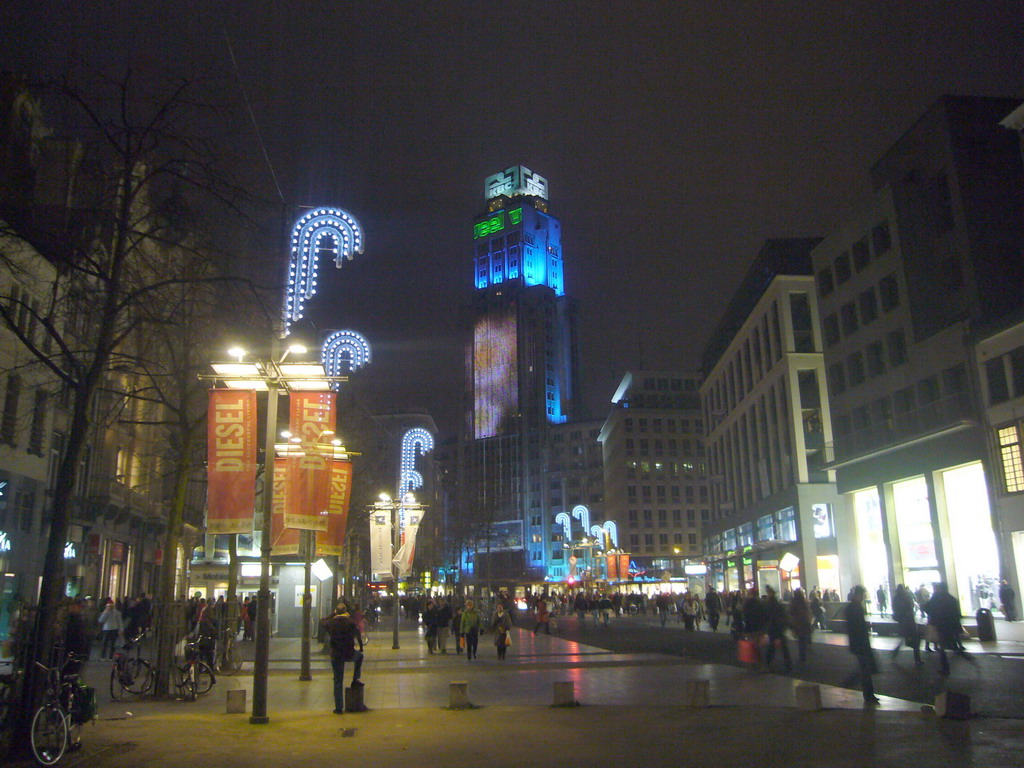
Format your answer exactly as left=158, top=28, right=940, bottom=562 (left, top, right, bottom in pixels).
left=271, top=458, right=300, bottom=555
left=317, top=459, right=353, bottom=557
left=206, top=389, right=257, bottom=535
left=285, top=392, right=336, bottom=531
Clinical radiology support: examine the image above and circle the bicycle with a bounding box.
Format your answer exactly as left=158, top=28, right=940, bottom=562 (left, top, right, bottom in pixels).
left=30, top=654, right=94, bottom=765
left=183, top=639, right=216, bottom=695
left=109, top=630, right=152, bottom=700
left=217, top=629, right=242, bottom=675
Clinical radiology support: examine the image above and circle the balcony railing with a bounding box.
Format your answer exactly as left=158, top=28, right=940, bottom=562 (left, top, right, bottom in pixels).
left=823, top=392, right=976, bottom=466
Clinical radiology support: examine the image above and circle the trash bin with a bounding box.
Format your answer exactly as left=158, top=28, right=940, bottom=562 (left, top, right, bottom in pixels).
left=976, top=608, right=996, bottom=642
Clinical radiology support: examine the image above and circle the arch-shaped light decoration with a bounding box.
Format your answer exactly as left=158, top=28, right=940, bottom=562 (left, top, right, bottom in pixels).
left=398, top=428, right=434, bottom=533
left=571, top=505, right=590, bottom=537
left=284, top=207, right=364, bottom=335
left=554, top=512, right=572, bottom=542
left=321, top=330, right=372, bottom=389
left=602, top=521, right=619, bottom=548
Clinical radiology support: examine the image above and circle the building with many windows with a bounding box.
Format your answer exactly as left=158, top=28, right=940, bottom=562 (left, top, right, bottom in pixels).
left=700, top=239, right=845, bottom=598
left=600, top=371, right=707, bottom=591
left=814, top=96, right=1024, bottom=615
left=460, top=166, right=584, bottom=589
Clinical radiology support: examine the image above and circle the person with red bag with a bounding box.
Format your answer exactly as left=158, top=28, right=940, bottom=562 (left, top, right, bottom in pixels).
left=491, top=603, right=513, bottom=660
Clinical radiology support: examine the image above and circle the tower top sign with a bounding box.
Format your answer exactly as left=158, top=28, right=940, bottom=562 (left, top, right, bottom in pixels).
left=484, top=166, right=548, bottom=201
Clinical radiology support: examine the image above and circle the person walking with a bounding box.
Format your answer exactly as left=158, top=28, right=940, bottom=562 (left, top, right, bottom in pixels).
left=422, top=599, right=439, bottom=654
left=451, top=605, right=465, bottom=655
left=320, top=602, right=363, bottom=714
left=534, top=596, right=551, bottom=634
left=764, top=587, right=791, bottom=672
left=461, top=599, right=482, bottom=661
left=436, top=599, right=453, bottom=653
left=787, top=588, right=813, bottom=663
left=98, top=597, right=123, bottom=659
left=875, top=586, right=889, bottom=618
left=491, top=603, right=513, bottom=660
left=705, top=588, right=722, bottom=632
left=924, top=582, right=964, bottom=675
left=742, top=588, right=767, bottom=668
left=682, top=593, right=698, bottom=631
left=599, top=594, right=613, bottom=627
left=890, top=584, right=923, bottom=666
left=844, top=585, right=879, bottom=705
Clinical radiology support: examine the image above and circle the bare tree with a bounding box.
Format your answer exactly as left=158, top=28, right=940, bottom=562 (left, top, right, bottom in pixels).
left=0, top=68, right=269, bottom=733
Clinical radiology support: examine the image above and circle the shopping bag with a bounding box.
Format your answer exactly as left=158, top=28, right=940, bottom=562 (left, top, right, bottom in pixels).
left=459, top=635, right=466, bottom=649
left=504, top=631, right=512, bottom=647
left=737, top=638, right=758, bottom=665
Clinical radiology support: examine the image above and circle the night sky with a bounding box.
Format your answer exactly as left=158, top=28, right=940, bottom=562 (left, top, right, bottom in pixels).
left=4, top=2, right=1024, bottom=437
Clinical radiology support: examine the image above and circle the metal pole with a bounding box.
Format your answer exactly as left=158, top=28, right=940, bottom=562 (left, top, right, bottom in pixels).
left=392, top=498, right=400, bottom=650
left=251, top=347, right=279, bottom=725
left=300, top=530, right=312, bottom=681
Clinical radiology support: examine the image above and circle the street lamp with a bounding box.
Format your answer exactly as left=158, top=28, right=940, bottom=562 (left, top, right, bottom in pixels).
left=374, top=492, right=422, bottom=650
left=208, top=341, right=344, bottom=725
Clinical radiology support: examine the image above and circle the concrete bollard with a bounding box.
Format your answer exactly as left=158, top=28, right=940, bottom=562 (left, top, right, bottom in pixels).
left=449, top=681, right=471, bottom=709
left=934, top=691, right=971, bottom=720
left=684, top=679, right=710, bottom=707
left=226, top=689, right=246, bottom=714
left=552, top=681, right=575, bottom=706
left=345, top=683, right=367, bottom=713
left=795, top=683, right=822, bottom=711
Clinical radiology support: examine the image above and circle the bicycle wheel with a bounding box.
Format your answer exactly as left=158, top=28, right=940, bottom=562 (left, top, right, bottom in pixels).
left=110, top=664, right=124, bottom=700
left=220, top=640, right=242, bottom=674
left=31, top=704, right=68, bottom=765
left=179, top=666, right=196, bottom=702
left=125, top=658, right=153, bottom=694
left=194, top=662, right=215, bottom=694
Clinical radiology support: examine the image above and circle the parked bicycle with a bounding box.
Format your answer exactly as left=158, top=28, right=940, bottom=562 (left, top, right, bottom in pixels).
left=217, top=629, right=242, bottom=675
left=110, top=629, right=152, bottom=700
left=184, top=639, right=216, bottom=695
left=30, top=654, right=95, bottom=765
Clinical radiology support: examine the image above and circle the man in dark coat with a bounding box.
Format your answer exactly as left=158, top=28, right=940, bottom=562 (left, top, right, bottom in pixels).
left=923, top=582, right=963, bottom=675
left=844, top=585, right=879, bottom=705
left=999, top=580, right=1017, bottom=622
left=321, top=602, right=363, bottom=714
left=704, top=588, right=722, bottom=632
left=64, top=599, right=91, bottom=674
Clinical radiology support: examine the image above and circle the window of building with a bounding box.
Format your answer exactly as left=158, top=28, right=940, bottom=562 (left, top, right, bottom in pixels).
left=756, top=514, right=775, bottom=542
left=835, top=253, right=851, bottom=284
left=883, top=329, right=906, bottom=368
left=998, top=425, right=1024, bottom=493
left=688, top=533, right=697, bottom=546
left=852, top=237, right=870, bottom=272
left=872, top=221, right=892, bottom=256
left=673, top=533, right=683, bottom=545
left=817, top=267, right=834, bottom=298
left=840, top=302, right=859, bottom=336
left=879, top=273, right=900, bottom=311
left=776, top=506, right=798, bottom=541
left=1, top=375, right=21, bottom=446
left=823, top=313, right=840, bottom=347
left=847, top=351, right=865, bottom=386
left=790, top=292, right=814, bottom=353
left=828, top=362, right=846, bottom=397
left=659, top=533, right=668, bottom=546
left=858, top=288, right=878, bottom=325
left=644, top=534, right=654, bottom=546
left=866, top=341, right=886, bottom=378
left=987, top=357, right=1009, bottom=405
left=1012, top=347, right=1024, bottom=399
left=630, top=534, right=640, bottom=548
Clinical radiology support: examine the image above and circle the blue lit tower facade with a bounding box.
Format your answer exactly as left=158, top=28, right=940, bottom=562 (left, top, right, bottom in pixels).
left=462, top=166, right=582, bottom=587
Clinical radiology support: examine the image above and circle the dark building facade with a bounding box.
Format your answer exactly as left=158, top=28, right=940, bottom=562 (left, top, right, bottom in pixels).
left=459, top=166, right=583, bottom=589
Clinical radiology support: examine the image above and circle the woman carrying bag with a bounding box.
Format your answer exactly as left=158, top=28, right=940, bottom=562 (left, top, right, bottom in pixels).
left=460, top=599, right=482, bottom=660
left=491, top=603, right=513, bottom=660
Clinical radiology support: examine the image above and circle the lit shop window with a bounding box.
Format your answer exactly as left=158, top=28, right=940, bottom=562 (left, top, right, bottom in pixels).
left=998, top=425, right=1024, bottom=493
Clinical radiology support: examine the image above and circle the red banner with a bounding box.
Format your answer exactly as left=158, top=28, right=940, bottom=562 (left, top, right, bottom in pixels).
left=206, top=389, right=257, bottom=534
left=317, top=459, right=353, bottom=557
left=271, top=458, right=300, bottom=555
left=285, top=392, right=336, bottom=531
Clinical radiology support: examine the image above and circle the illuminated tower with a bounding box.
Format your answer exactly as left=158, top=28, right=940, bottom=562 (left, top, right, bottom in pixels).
left=462, top=166, right=582, bottom=585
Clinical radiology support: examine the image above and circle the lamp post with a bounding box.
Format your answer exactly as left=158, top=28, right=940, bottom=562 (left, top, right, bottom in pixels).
left=375, top=492, right=422, bottom=650
left=208, top=342, right=344, bottom=725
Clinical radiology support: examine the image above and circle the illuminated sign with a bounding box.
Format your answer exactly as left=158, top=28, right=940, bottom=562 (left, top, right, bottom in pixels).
left=0, top=531, right=10, bottom=552
left=484, top=166, right=548, bottom=201
left=473, top=208, right=522, bottom=239
left=684, top=564, right=708, bottom=575
left=64, top=542, right=77, bottom=559
left=812, top=503, right=833, bottom=538
left=473, top=307, right=519, bottom=438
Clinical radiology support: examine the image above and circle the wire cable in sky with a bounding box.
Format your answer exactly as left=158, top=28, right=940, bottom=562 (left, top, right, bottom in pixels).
left=222, top=27, right=285, bottom=206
